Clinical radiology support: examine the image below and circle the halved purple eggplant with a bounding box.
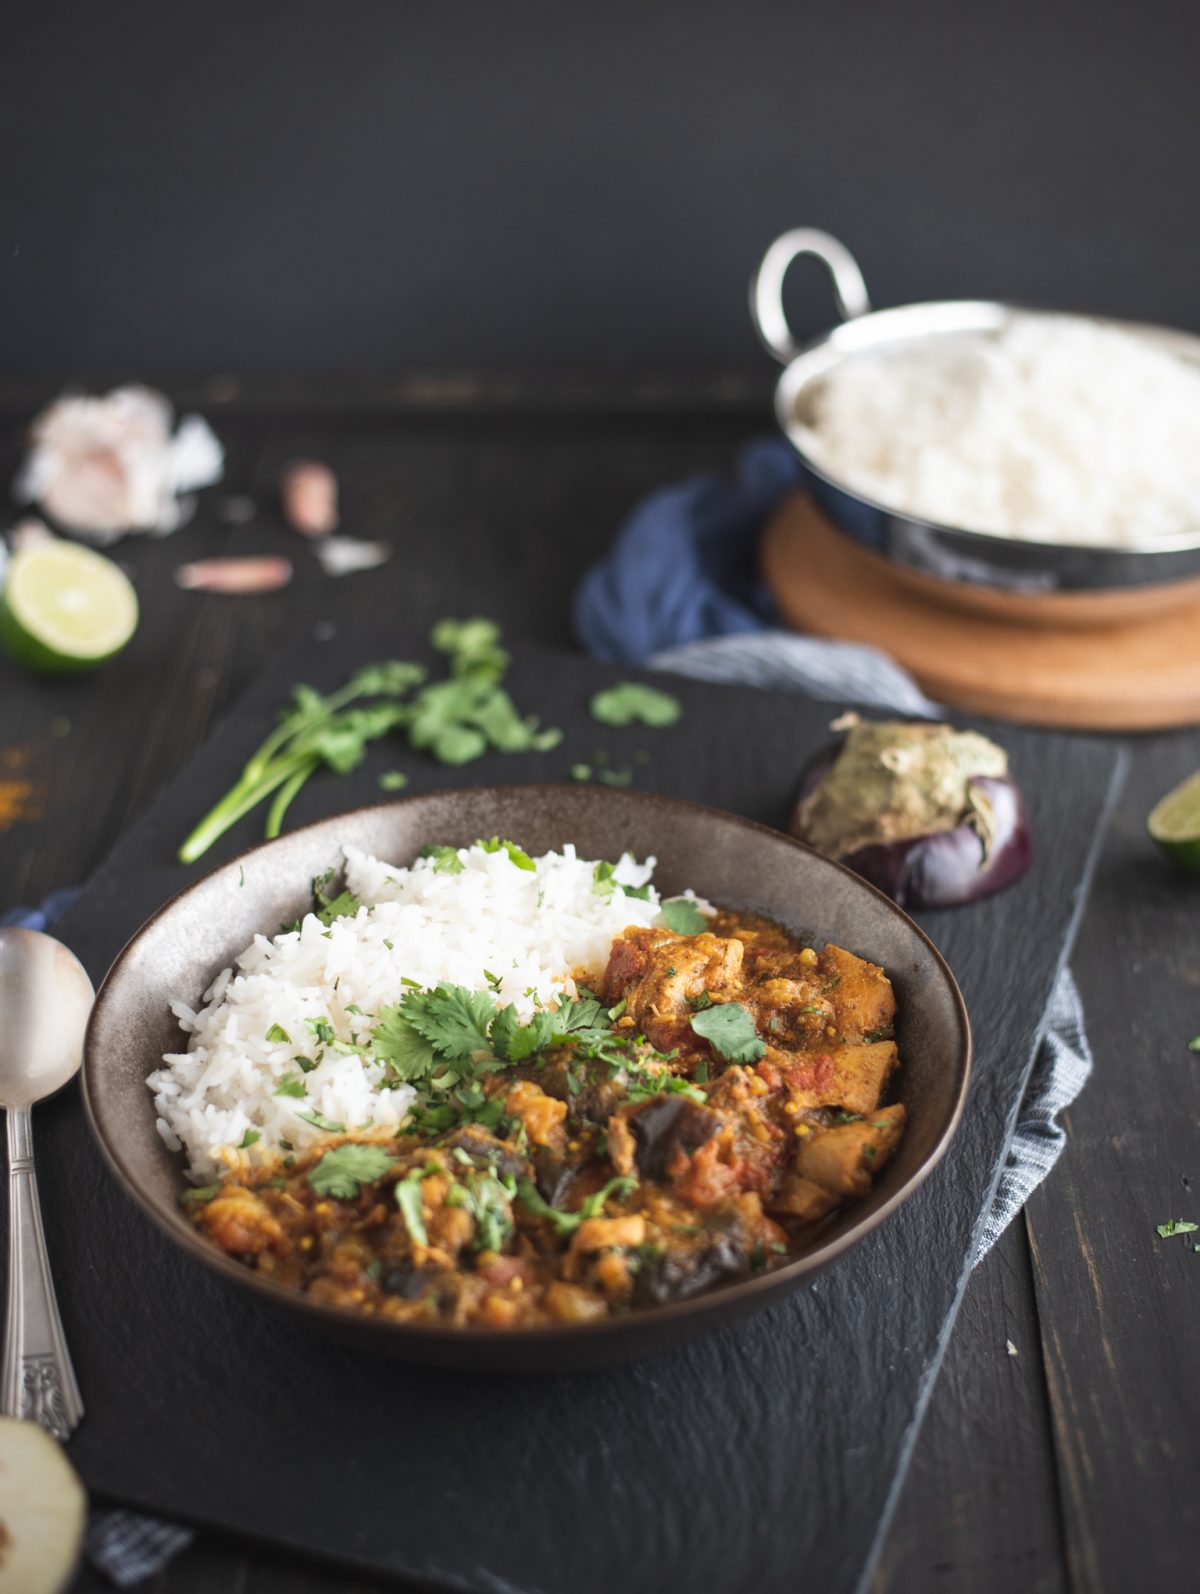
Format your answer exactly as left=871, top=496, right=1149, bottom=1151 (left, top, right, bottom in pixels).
left=789, top=720, right=1033, bottom=911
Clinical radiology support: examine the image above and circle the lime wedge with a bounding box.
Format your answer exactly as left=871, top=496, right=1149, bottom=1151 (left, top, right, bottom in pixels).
left=0, top=541, right=138, bottom=674
left=1148, top=770, right=1200, bottom=874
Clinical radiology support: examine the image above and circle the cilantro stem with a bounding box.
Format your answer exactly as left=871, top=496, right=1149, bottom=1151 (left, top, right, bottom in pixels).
left=264, top=760, right=318, bottom=840
left=178, top=761, right=303, bottom=864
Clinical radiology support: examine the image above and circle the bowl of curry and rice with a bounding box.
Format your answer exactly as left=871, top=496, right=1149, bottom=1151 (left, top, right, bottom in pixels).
left=83, top=784, right=970, bottom=1369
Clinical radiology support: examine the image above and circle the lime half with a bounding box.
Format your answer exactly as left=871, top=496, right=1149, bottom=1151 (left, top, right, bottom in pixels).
left=0, top=541, right=138, bottom=674
left=1148, top=770, right=1200, bottom=874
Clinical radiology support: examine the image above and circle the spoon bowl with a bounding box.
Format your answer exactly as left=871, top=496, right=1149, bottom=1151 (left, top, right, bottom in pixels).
left=0, top=930, right=95, bottom=1108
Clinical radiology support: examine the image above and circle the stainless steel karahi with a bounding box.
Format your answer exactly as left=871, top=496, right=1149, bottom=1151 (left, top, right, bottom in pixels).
left=752, top=228, right=1200, bottom=600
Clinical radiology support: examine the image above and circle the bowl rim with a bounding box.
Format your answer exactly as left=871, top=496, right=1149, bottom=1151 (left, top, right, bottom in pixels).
left=774, top=296, right=1200, bottom=560
left=82, top=783, right=973, bottom=1352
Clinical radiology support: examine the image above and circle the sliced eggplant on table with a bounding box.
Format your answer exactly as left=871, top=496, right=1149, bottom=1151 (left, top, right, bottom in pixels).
left=790, top=717, right=1033, bottom=910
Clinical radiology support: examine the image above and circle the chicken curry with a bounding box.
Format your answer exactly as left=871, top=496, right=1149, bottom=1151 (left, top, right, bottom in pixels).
left=186, top=911, right=905, bottom=1327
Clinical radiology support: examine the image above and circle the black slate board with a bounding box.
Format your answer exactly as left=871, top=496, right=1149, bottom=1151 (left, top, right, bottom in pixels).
left=40, top=636, right=1122, bottom=1594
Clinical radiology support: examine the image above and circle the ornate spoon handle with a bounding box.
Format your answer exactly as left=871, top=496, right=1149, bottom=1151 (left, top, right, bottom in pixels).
left=2, top=1107, right=83, bottom=1439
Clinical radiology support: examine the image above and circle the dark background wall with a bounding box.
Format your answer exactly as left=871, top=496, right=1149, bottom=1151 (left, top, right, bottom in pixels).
left=2, top=0, right=1196, bottom=390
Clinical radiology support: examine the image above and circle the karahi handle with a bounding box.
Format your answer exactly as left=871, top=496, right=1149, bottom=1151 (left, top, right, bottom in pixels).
left=751, top=228, right=872, bottom=363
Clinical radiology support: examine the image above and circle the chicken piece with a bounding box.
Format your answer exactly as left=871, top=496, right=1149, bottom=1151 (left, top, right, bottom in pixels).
left=773, top=1041, right=899, bottom=1116
left=563, top=1214, right=646, bottom=1280
left=603, top=927, right=745, bottom=1052
left=606, top=1112, right=637, bottom=1176
left=195, top=1185, right=287, bottom=1256
left=794, top=1103, right=906, bottom=1199
left=818, top=944, right=895, bottom=1043
left=543, top=1281, right=610, bottom=1322
left=767, top=1174, right=840, bottom=1225
left=749, top=977, right=833, bottom=1046
left=503, top=1079, right=567, bottom=1151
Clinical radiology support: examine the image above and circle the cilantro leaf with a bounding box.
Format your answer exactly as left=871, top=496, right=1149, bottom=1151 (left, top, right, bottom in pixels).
left=516, top=1174, right=637, bottom=1237
left=395, top=1173, right=430, bottom=1245
left=402, top=984, right=497, bottom=1060
left=180, top=1183, right=221, bottom=1205
left=1156, top=1219, right=1199, bottom=1239
left=266, top=1023, right=292, bottom=1044
left=239, top=1128, right=261, bottom=1149
left=275, top=1075, right=308, bottom=1098
left=428, top=722, right=488, bottom=765
left=420, top=843, right=465, bottom=874
left=306, top=1016, right=336, bottom=1047
left=660, top=898, right=708, bottom=934
left=478, top=837, right=536, bottom=871
left=296, top=1109, right=347, bottom=1134
left=431, top=617, right=509, bottom=681
left=1189, top=1037, right=1200, bottom=1052
left=590, top=682, right=682, bottom=728
left=689, top=1001, right=766, bottom=1064
left=447, top=1169, right=515, bottom=1252
left=378, top=770, right=409, bottom=792
left=592, top=859, right=652, bottom=900
left=371, top=1004, right=438, bottom=1083
left=308, top=1143, right=396, bottom=1199
left=311, top=868, right=361, bottom=927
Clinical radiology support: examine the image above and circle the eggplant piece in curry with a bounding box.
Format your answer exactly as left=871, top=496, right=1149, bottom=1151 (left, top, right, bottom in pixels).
left=187, top=911, right=904, bottom=1327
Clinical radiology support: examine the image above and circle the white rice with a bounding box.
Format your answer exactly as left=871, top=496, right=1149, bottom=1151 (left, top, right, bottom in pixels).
left=800, top=314, right=1200, bottom=547
left=148, top=842, right=709, bottom=1184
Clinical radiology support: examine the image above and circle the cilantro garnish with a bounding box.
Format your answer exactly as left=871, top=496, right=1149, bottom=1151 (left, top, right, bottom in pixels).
left=1189, top=1037, right=1200, bottom=1053
left=378, top=771, right=409, bottom=792
left=180, top=1183, right=221, bottom=1205
left=178, top=661, right=425, bottom=863
left=297, top=1109, right=347, bottom=1134
left=689, top=1002, right=766, bottom=1064
left=1156, top=1219, right=1199, bottom=1239
left=308, top=1143, right=396, bottom=1199
left=266, top=1023, right=291, bottom=1045
left=371, top=1004, right=439, bottom=1083
left=516, top=1174, right=637, bottom=1237
left=446, top=1169, right=514, bottom=1252
left=660, top=898, right=708, bottom=935
left=239, top=1128, right=261, bottom=1149
left=478, top=837, right=536, bottom=871
left=311, top=868, right=361, bottom=927
left=592, top=860, right=652, bottom=900
left=421, top=844, right=465, bottom=874
left=401, top=983, right=497, bottom=1060
left=178, top=623, right=563, bottom=861
left=590, top=682, right=682, bottom=728
left=306, top=1016, right=336, bottom=1047
left=570, top=764, right=592, bottom=782
left=395, top=1169, right=435, bottom=1245
left=275, top=1075, right=307, bottom=1098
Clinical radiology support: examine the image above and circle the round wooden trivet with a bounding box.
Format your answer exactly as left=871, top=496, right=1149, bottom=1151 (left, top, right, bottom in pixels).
left=761, top=495, right=1200, bottom=729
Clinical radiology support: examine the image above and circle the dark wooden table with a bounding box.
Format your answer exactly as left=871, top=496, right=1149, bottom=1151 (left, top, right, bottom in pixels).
left=0, top=399, right=1194, bottom=1593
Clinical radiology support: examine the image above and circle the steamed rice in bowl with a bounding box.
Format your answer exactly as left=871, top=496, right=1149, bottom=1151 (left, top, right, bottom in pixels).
left=798, top=313, right=1200, bottom=548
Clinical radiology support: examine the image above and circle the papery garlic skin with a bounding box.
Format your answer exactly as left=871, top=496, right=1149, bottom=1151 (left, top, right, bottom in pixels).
left=15, top=385, right=223, bottom=542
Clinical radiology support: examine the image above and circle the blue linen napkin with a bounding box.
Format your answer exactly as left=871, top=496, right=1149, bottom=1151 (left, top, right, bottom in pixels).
left=572, top=436, right=1094, bottom=1269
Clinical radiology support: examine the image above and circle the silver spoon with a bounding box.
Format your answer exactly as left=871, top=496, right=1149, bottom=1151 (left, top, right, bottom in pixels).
left=0, top=927, right=93, bottom=1440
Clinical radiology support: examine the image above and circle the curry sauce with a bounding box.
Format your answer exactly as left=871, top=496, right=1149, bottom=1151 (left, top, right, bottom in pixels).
left=187, top=912, right=905, bottom=1327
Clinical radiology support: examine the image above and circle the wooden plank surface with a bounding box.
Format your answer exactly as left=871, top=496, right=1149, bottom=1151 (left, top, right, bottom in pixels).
left=1025, top=733, right=1200, bottom=1592
left=0, top=404, right=1184, bottom=1591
